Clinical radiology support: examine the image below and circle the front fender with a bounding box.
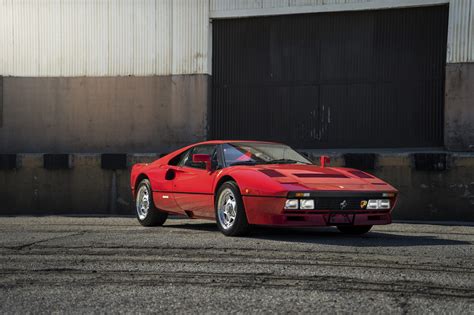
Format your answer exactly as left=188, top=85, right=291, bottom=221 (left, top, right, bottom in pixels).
left=215, top=168, right=288, bottom=197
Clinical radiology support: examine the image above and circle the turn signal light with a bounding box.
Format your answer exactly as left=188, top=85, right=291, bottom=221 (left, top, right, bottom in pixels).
left=295, top=192, right=310, bottom=197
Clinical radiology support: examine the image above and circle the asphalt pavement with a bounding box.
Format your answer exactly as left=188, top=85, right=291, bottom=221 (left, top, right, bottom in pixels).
left=0, top=216, right=473, bottom=314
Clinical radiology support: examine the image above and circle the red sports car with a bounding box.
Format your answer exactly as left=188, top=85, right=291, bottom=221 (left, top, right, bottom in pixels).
left=130, top=140, right=397, bottom=236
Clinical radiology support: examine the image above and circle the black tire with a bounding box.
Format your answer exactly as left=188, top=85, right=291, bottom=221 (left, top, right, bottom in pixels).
left=337, top=225, right=373, bottom=235
left=135, top=179, right=168, bottom=227
left=215, top=181, right=251, bottom=236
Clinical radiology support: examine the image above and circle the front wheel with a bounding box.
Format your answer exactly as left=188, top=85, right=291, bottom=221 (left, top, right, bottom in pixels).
left=215, top=181, right=250, bottom=236
left=337, top=225, right=373, bottom=235
left=135, top=179, right=168, bottom=226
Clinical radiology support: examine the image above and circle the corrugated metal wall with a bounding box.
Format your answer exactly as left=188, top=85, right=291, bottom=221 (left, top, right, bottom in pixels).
left=0, top=0, right=209, bottom=76
left=211, top=0, right=373, bottom=11
left=211, top=0, right=474, bottom=63
left=211, top=6, right=448, bottom=148
left=447, top=0, right=474, bottom=62
left=0, top=0, right=472, bottom=76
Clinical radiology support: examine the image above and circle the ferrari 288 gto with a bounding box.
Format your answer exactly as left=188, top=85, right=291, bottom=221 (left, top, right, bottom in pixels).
left=130, top=141, right=397, bottom=236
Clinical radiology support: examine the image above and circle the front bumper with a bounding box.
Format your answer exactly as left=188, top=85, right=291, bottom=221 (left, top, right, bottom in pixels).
left=243, top=194, right=395, bottom=226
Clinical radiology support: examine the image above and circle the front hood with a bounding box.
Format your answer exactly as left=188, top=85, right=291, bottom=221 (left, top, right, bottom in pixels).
left=257, top=164, right=396, bottom=192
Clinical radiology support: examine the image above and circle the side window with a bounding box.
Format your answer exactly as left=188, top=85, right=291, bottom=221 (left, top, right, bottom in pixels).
left=177, top=150, right=192, bottom=167
left=182, top=145, right=217, bottom=169
left=168, top=151, right=186, bottom=166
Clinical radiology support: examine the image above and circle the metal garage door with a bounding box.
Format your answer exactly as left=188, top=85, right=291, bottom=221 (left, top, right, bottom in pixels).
left=211, top=6, right=448, bottom=148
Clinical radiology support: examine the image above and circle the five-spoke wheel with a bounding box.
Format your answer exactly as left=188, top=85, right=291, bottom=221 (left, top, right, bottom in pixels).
left=135, top=179, right=168, bottom=226
left=136, top=185, right=150, bottom=221
left=217, top=188, right=238, bottom=230
left=215, top=181, right=250, bottom=236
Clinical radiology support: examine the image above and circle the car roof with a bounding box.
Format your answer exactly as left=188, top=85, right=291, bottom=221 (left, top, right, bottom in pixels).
left=157, top=140, right=285, bottom=164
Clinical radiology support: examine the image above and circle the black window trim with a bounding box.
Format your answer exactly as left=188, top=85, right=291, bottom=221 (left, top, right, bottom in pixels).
left=178, top=144, right=223, bottom=171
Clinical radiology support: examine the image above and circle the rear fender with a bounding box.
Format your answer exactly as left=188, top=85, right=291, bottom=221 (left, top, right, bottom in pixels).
left=130, top=163, right=148, bottom=191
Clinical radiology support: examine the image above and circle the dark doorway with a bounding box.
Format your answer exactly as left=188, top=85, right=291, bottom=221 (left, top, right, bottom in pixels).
left=211, top=6, right=448, bottom=148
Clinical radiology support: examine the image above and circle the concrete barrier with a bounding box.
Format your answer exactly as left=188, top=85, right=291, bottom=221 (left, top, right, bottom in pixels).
left=1, top=152, right=473, bottom=221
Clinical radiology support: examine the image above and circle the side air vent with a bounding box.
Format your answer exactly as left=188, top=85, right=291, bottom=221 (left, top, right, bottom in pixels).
left=259, top=169, right=285, bottom=177
left=294, top=173, right=347, bottom=178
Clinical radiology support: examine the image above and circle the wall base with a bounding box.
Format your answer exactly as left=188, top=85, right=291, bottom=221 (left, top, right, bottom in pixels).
left=1, top=152, right=473, bottom=221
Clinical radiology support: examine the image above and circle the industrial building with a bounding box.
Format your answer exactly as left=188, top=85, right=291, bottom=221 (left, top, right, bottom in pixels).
left=0, top=0, right=473, bottom=219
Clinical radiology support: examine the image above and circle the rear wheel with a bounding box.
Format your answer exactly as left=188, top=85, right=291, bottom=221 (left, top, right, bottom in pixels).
left=337, top=225, right=373, bottom=235
left=135, top=179, right=168, bottom=226
left=215, top=181, right=250, bottom=236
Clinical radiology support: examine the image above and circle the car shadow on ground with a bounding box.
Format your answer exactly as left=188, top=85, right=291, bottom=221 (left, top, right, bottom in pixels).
left=167, top=222, right=472, bottom=247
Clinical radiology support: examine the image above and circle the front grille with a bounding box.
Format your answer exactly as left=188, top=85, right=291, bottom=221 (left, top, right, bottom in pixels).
left=313, top=197, right=369, bottom=211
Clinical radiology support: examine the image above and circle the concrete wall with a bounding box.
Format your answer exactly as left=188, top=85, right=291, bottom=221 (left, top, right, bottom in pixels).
left=1, top=152, right=473, bottom=221
left=322, top=153, right=474, bottom=221
left=0, top=154, right=157, bottom=215
left=445, top=63, right=474, bottom=151
left=390, top=154, right=474, bottom=221
left=0, top=75, right=208, bottom=153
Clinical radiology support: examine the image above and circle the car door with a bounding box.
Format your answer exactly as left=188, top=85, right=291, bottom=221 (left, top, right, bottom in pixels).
left=147, top=163, right=183, bottom=215
left=172, top=144, right=220, bottom=219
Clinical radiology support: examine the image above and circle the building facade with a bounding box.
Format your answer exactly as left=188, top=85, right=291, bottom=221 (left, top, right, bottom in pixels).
left=0, top=0, right=473, bottom=218
left=0, top=0, right=473, bottom=152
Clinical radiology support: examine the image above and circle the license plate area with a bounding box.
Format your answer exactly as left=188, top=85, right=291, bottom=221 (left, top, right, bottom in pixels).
left=328, top=214, right=355, bottom=225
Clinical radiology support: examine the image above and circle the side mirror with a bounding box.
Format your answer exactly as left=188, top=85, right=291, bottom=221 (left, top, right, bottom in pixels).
left=192, top=154, right=212, bottom=171
left=320, top=156, right=330, bottom=168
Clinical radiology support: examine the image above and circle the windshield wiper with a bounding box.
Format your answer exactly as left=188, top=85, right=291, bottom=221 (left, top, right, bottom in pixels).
left=263, top=159, right=309, bottom=165
left=229, top=160, right=257, bottom=166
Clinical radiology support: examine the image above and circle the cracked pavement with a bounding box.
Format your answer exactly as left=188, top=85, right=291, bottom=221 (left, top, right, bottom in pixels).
left=0, top=216, right=473, bottom=313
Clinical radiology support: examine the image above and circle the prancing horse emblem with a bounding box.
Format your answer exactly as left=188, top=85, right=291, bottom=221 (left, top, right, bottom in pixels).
left=340, top=200, right=347, bottom=210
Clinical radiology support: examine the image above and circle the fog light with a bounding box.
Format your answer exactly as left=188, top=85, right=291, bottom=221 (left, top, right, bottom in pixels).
left=300, top=199, right=315, bottom=210
left=367, top=199, right=391, bottom=209
left=284, top=199, right=299, bottom=210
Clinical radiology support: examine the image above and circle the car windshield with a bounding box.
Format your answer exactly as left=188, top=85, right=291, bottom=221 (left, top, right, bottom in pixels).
left=223, top=142, right=312, bottom=166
